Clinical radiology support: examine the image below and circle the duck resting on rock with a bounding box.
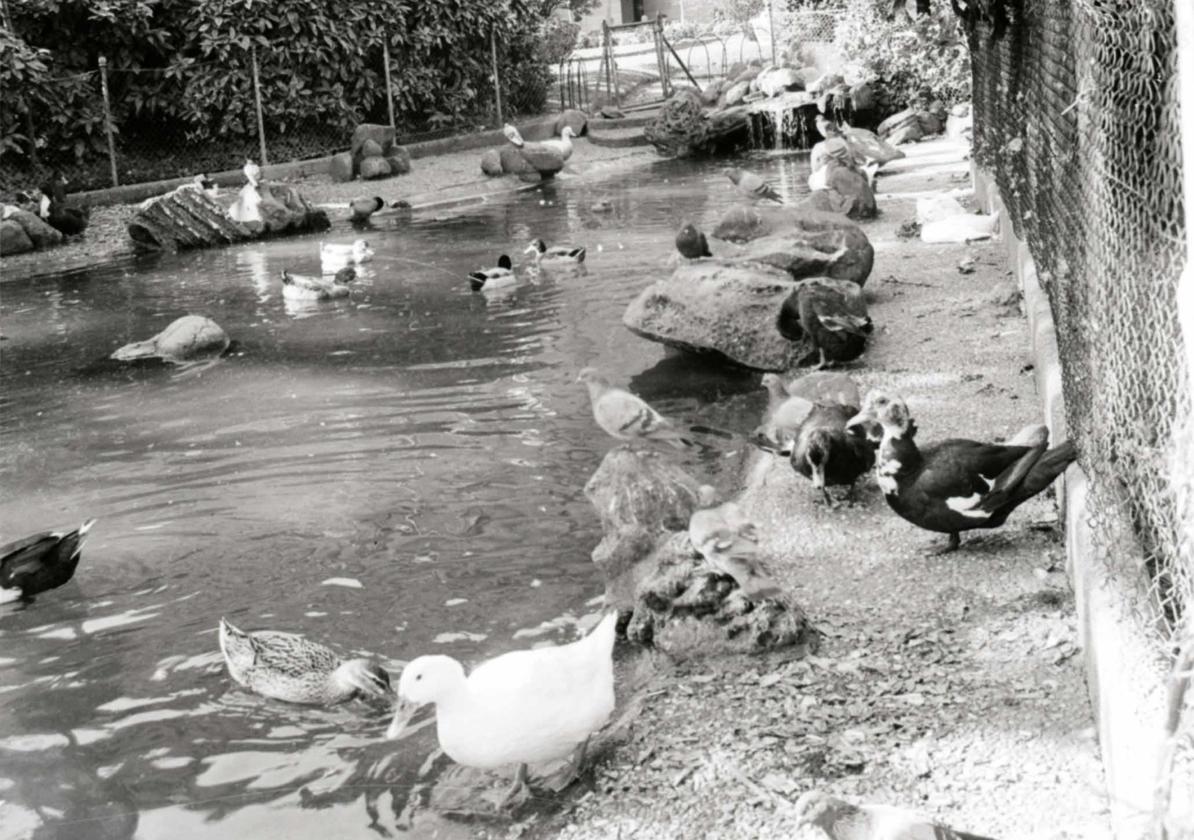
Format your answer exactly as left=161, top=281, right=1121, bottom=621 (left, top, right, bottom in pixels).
left=387, top=612, right=617, bottom=811
left=281, top=267, right=355, bottom=301
left=1, top=519, right=95, bottom=603
left=218, top=618, right=392, bottom=705
left=779, top=279, right=873, bottom=368
left=846, top=391, right=1076, bottom=554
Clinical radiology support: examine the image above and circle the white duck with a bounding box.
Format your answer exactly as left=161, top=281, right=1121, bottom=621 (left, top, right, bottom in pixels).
left=281, top=267, right=355, bottom=301
left=320, top=239, right=374, bottom=273
left=243, top=158, right=261, bottom=188
left=387, top=612, right=618, bottom=810
left=540, top=126, right=576, bottom=161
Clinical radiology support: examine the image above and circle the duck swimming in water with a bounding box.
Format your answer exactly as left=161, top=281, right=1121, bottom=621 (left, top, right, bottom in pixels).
left=320, top=239, right=374, bottom=273
left=525, top=238, right=585, bottom=265
left=281, top=266, right=355, bottom=301
left=0, top=519, right=95, bottom=603
left=469, top=255, right=516, bottom=292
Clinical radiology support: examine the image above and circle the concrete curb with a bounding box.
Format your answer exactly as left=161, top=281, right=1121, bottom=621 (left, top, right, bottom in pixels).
left=973, top=164, right=1170, bottom=839
left=70, top=116, right=561, bottom=209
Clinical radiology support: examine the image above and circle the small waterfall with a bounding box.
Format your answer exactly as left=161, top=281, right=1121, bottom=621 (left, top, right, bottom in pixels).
left=743, top=93, right=816, bottom=151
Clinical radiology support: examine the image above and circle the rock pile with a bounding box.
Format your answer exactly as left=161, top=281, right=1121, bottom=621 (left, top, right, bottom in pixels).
left=330, top=123, right=413, bottom=183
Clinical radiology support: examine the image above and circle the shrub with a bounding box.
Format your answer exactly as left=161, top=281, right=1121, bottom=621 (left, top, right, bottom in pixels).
left=833, top=0, right=971, bottom=109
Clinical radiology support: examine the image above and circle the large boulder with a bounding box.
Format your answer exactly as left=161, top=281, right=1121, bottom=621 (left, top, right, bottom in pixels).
left=329, top=152, right=354, bottom=183
left=6, top=208, right=64, bottom=249
left=111, top=315, right=229, bottom=363
left=129, top=185, right=254, bottom=251
left=351, top=123, right=396, bottom=158
left=735, top=228, right=872, bottom=286
left=359, top=139, right=385, bottom=159
left=359, top=156, right=392, bottom=180
left=622, top=258, right=801, bottom=371
left=584, top=447, right=702, bottom=611
left=719, top=80, right=750, bottom=108
left=756, top=66, right=803, bottom=97
left=480, top=149, right=504, bottom=176
left=0, top=219, right=34, bottom=255
left=386, top=146, right=412, bottom=175
left=555, top=108, right=588, bottom=136
left=711, top=206, right=874, bottom=283
left=498, top=146, right=536, bottom=174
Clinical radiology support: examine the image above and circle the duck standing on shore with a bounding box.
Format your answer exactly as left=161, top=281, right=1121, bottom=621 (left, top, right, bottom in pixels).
left=38, top=171, right=88, bottom=236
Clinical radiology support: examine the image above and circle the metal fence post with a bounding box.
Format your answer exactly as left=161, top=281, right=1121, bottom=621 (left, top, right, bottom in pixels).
left=250, top=45, right=268, bottom=166
left=765, top=0, right=778, bottom=64
left=382, top=38, right=396, bottom=130
left=97, top=56, right=118, bottom=186
left=490, top=28, right=503, bottom=126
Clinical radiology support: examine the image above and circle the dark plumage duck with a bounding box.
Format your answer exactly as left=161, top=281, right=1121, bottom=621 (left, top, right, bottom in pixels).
left=847, top=392, right=1076, bottom=553
left=1, top=519, right=95, bottom=603
left=675, top=223, right=712, bottom=259
left=789, top=402, right=876, bottom=503
left=779, top=278, right=872, bottom=367
left=38, top=171, right=88, bottom=236
left=350, top=196, right=385, bottom=225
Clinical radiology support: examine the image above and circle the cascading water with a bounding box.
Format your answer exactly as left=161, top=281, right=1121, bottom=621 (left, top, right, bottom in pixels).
left=744, top=92, right=816, bottom=151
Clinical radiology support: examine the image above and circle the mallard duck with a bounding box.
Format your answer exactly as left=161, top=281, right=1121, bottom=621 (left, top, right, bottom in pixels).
left=243, top=158, right=261, bottom=187
left=688, top=486, right=779, bottom=600
left=387, top=612, right=617, bottom=810
left=469, top=254, right=515, bottom=292
left=219, top=618, right=392, bottom=705
left=675, top=223, right=712, bottom=259
left=780, top=279, right=873, bottom=367
left=38, top=171, right=88, bottom=236
left=578, top=367, right=690, bottom=449
left=0, top=519, right=94, bottom=603
left=789, top=402, right=875, bottom=503
left=846, top=392, right=1076, bottom=553
left=726, top=167, right=783, bottom=204
left=541, top=126, right=576, bottom=161
left=793, top=790, right=995, bottom=840
left=281, top=267, right=355, bottom=301
left=525, top=238, right=585, bottom=264
left=762, top=371, right=862, bottom=410
left=320, top=239, right=374, bottom=272
left=350, top=196, right=385, bottom=224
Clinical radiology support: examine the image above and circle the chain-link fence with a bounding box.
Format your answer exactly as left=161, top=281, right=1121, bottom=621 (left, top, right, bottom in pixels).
left=966, top=0, right=1191, bottom=831
left=1, top=30, right=527, bottom=196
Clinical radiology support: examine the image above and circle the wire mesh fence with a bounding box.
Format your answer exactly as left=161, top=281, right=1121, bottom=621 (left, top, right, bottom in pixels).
left=966, top=0, right=1190, bottom=830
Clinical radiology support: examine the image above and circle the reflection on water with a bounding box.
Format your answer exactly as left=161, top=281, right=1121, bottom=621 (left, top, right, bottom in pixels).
left=0, top=153, right=808, bottom=837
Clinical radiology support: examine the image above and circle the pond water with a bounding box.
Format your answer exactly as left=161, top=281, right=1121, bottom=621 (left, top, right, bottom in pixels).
left=0, top=152, right=810, bottom=839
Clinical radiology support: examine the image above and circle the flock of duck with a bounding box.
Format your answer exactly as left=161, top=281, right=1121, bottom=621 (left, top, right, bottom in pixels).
left=0, top=146, right=1070, bottom=838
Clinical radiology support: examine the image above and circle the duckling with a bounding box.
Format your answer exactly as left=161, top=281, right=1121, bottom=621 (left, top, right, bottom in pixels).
left=540, top=126, right=576, bottom=161
left=469, top=254, right=516, bottom=292
left=780, top=279, right=873, bottom=367
left=38, top=171, right=88, bottom=236
left=726, top=167, right=783, bottom=204
left=675, top=223, right=712, bottom=259
left=350, top=196, right=385, bottom=225
left=281, top=266, right=355, bottom=301
left=688, top=486, right=779, bottom=600
left=218, top=618, right=392, bottom=705
left=789, top=402, right=875, bottom=503
left=762, top=371, right=862, bottom=410
left=578, top=367, right=691, bottom=449
left=320, top=239, right=374, bottom=272
left=387, top=612, right=617, bottom=811
left=0, top=519, right=95, bottom=603
left=847, top=392, right=1076, bottom=554
left=526, top=238, right=585, bottom=265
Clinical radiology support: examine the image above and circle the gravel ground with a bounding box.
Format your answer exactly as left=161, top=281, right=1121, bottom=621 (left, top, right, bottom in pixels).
left=0, top=138, right=653, bottom=284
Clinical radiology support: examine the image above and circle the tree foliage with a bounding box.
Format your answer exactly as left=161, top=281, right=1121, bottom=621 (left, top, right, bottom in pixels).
left=2, top=0, right=556, bottom=172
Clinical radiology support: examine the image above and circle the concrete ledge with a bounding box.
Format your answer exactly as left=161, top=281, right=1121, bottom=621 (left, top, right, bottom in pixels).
left=975, top=164, right=1171, bottom=839
left=70, top=115, right=561, bottom=209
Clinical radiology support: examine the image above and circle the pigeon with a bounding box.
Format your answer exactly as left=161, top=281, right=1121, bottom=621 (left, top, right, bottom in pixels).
left=761, top=372, right=862, bottom=411
left=727, top=167, right=783, bottom=203
left=792, top=790, right=996, bottom=840
left=688, top=486, right=779, bottom=600
left=577, top=367, right=690, bottom=449
left=675, top=223, right=712, bottom=259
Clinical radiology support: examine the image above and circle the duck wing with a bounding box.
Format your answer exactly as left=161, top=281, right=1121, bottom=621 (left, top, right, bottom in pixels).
left=0, top=521, right=90, bottom=591
left=245, top=631, right=340, bottom=677
left=283, top=272, right=329, bottom=292
left=548, top=245, right=586, bottom=262
left=917, top=440, right=1039, bottom=515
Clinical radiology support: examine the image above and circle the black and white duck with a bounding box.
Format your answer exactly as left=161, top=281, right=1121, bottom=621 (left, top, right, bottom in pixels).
left=469, top=254, right=515, bottom=292
left=847, top=391, right=1076, bottom=553
left=1, top=519, right=95, bottom=603
left=38, top=171, right=88, bottom=236
left=218, top=618, right=392, bottom=705
left=779, top=278, right=873, bottom=367
left=525, top=238, right=585, bottom=265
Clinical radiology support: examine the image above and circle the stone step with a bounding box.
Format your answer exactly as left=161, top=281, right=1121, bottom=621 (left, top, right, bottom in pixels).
left=587, top=126, right=650, bottom=148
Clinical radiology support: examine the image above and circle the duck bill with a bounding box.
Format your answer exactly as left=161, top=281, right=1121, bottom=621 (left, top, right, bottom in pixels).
left=809, top=465, right=826, bottom=490
left=844, top=410, right=870, bottom=431
left=386, top=697, right=420, bottom=740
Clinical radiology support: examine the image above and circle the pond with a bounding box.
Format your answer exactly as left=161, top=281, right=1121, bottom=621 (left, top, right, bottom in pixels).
left=0, top=151, right=810, bottom=839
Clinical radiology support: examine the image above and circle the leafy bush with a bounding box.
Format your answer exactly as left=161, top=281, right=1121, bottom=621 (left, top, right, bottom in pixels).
left=833, top=0, right=971, bottom=109
left=541, top=17, right=581, bottom=65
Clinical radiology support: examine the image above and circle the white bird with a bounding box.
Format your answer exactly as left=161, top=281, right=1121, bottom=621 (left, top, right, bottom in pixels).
left=502, top=123, right=525, bottom=147
left=727, top=167, right=783, bottom=203
left=243, top=158, right=261, bottom=188
left=541, top=126, right=576, bottom=161
left=525, top=238, right=585, bottom=265
left=469, top=254, right=516, bottom=292
left=280, top=267, right=355, bottom=301
left=319, top=239, right=374, bottom=273
left=577, top=367, right=690, bottom=449
left=387, top=612, right=618, bottom=811
left=792, top=790, right=996, bottom=840
left=688, top=486, right=780, bottom=600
